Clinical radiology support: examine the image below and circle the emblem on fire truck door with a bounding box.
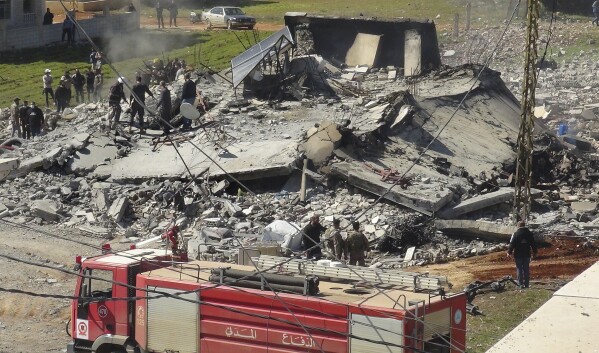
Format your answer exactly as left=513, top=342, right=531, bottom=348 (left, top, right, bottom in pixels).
left=76, top=319, right=89, bottom=339
left=98, top=305, right=108, bottom=318
left=137, top=306, right=145, bottom=326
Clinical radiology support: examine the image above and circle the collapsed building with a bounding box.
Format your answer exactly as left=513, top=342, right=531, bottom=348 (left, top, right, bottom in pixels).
left=1, top=15, right=598, bottom=267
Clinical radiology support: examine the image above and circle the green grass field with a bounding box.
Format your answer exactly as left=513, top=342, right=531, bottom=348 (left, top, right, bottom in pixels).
left=466, top=288, right=552, bottom=353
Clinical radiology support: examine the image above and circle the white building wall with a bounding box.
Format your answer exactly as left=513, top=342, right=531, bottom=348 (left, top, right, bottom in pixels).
left=0, top=11, right=139, bottom=50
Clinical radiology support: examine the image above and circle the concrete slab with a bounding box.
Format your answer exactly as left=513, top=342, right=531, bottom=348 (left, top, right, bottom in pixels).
left=435, top=219, right=515, bottom=241
left=95, top=137, right=298, bottom=182
left=0, top=158, right=19, bottom=181
left=66, top=134, right=118, bottom=175
left=570, top=201, right=598, bottom=213
left=345, top=33, right=382, bottom=67
left=331, top=162, right=453, bottom=214
left=439, top=188, right=542, bottom=219
left=31, top=199, right=60, bottom=222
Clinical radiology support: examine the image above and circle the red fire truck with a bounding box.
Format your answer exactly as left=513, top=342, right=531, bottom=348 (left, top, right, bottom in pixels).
left=68, top=249, right=466, bottom=353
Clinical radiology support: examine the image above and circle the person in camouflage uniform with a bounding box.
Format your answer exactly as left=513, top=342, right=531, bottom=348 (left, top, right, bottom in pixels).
left=346, top=221, right=369, bottom=266
left=326, top=219, right=347, bottom=260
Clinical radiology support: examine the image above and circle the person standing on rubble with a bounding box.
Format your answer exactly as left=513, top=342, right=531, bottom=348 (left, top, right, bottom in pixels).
left=156, top=80, right=172, bottom=135
left=108, top=77, right=127, bottom=129
left=593, top=0, right=599, bottom=26
left=19, top=100, right=30, bottom=139
left=326, top=218, right=347, bottom=261
left=180, top=73, right=197, bottom=131
left=10, top=97, right=21, bottom=138
left=54, top=81, right=69, bottom=113
left=43, top=69, right=54, bottom=108
left=507, top=221, right=538, bottom=289
left=85, top=69, right=95, bottom=102
left=62, top=72, right=73, bottom=105
left=346, top=221, right=369, bottom=266
left=129, top=76, right=154, bottom=134
left=28, top=102, right=45, bottom=138
left=302, top=215, right=326, bottom=260
left=72, top=69, right=86, bottom=104
left=93, top=69, right=103, bottom=102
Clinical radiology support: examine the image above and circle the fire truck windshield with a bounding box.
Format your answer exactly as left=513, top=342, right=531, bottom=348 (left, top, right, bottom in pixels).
left=81, top=268, right=114, bottom=298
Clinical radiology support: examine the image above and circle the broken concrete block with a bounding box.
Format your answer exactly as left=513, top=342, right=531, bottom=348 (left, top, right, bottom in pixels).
left=211, top=180, right=229, bottom=195
left=300, top=121, right=342, bottom=164
left=94, top=189, right=109, bottom=211
left=108, top=196, right=129, bottom=222
left=31, top=199, right=60, bottom=222
left=0, top=202, right=9, bottom=218
left=571, top=202, right=597, bottom=213
left=222, top=200, right=243, bottom=217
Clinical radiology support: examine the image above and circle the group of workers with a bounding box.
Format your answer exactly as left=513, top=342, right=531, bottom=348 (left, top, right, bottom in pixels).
left=9, top=97, right=45, bottom=139
left=302, top=215, right=370, bottom=266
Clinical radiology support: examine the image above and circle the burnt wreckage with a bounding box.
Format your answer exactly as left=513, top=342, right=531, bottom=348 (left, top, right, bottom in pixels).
left=231, top=13, right=441, bottom=99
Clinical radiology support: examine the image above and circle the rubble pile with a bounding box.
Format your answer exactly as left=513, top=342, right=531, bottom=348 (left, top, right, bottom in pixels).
left=3, top=17, right=599, bottom=271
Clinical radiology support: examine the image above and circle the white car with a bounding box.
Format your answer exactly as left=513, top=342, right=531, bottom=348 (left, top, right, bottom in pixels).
left=201, top=6, right=256, bottom=30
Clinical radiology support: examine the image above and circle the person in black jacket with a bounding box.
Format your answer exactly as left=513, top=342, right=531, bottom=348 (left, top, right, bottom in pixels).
left=179, top=73, right=197, bottom=131
left=85, top=69, right=95, bottom=102
left=156, top=81, right=172, bottom=135
left=129, top=76, right=154, bottom=134
left=108, top=77, right=126, bottom=129
left=19, top=100, right=31, bottom=139
left=28, top=102, right=45, bottom=138
left=507, top=221, right=538, bottom=288
left=302, top=215, right=326, bottom=260
left=54, top=82, right=69, bottom=113
left=72, top=69, right=86, bottom=103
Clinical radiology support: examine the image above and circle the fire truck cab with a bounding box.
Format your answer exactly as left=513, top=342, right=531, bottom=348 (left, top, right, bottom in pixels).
left=67, top=249, right=175, bottom=353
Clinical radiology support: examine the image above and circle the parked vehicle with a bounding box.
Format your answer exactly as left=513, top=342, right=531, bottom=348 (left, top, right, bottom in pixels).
left=201, top=6, right=256, bottom=30
left=67, top=248, right=467, bottom=353
left=189, top=11, right=200, bottom=24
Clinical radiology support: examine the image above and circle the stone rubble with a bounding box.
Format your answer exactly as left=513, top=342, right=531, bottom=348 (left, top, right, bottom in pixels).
left=2, top=20, right=599, bottom=269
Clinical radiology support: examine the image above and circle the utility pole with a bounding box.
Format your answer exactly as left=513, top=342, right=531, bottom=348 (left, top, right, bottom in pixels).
left=514, top=0, right=539, bottom=223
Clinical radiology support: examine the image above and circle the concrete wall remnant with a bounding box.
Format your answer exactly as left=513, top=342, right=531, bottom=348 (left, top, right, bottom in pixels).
left=345, top=33, right=382, bottom=67
left=284, top=13, right=441, bottom=73
left=404, top=29, right=422, bottom=77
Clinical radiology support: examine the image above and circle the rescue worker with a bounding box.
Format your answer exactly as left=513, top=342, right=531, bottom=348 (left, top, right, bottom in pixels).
left=72, top=69, right=86, bottom=103
left=85, top=69, right=95, bottom=102
left=19, top=100, right=31, bottom=139
left=129, top=76, right=154, bottom=134
left=28, top=102, right=45, bottom=138
left=507, top=221, right=538, bottom=289
left=302, top=215, right=326, bottom=260
left=179, top=73, right=197, bottom=131
left=155, top=80, right=172, bottom=135
left=161, top=225, right=180, bottom=254
left=54, top=81, right=69, bottom=113
left=10, top=97, right=21, bottom=138
left=62, top=72, right=73, bottom=105
left=346, top=221, right=369, bottom=266
left=93, top=68, right=103, bottom=102
left=42, top=69, right=54, bottom=107
left=326, top=218, right=347, bottom=261
left=107, top=77, right=126, bottom=129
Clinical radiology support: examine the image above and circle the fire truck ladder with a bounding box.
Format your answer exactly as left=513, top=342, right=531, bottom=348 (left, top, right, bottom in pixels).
left=254, top=256, right=450, bottom=292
